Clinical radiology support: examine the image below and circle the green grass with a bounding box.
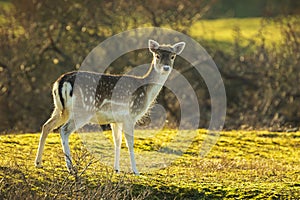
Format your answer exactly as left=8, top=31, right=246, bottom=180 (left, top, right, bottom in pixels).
left=0, top=129, right=299, bottom=199
left=190, top=18, right=283, bottom=48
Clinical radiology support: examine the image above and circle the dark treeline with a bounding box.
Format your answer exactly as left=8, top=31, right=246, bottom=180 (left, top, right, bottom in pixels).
left=206, top=0, right=300, bottom=18
left=0, top=0, right=299, bottom=133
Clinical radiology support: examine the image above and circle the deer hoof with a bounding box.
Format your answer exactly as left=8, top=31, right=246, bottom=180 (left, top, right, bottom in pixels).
left=133, top=171, right=140, bottom=176
left=35, top=161, right=43, bottom=168
left=67, top=166, right=77, bottom=175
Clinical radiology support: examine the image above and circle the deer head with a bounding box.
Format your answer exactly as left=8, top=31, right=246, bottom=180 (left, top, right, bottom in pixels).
left=148, top=39, right=185, bottom=75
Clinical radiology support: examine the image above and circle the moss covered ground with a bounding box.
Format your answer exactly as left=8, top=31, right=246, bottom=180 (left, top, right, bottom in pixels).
left=0, top=129, right=299, bottom=199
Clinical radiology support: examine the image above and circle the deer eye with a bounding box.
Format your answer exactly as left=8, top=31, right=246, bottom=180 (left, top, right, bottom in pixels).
left=156, top=54, right=160, bottom=60
left=170, top=55, right=176, bottom=60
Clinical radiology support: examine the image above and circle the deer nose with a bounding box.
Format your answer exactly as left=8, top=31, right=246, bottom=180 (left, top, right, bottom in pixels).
left=163, top=65, right=170, bottom=72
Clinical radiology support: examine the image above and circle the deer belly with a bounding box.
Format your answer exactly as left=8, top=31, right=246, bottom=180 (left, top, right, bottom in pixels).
left=90, top=109, right=130, bottom=124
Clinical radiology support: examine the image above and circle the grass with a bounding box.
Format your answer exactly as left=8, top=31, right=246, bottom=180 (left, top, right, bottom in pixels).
left=0, top=129, right=299, bottom=199
left=189, top=18, right=283, bottom=49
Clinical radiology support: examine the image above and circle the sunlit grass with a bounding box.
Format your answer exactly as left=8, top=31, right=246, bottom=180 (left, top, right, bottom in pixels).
left=0, top=129, right=299, bottom=199
left=190, top=18, right=283, bottom=48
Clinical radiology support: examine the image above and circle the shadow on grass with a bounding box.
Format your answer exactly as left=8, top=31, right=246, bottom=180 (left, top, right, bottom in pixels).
left=0, top=164, right=226, bottom=200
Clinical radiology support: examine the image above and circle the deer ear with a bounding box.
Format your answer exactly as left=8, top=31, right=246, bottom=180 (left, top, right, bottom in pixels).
left=149, top=39, right=159, bottom=53
left=172, top=42, right=186, bottom=55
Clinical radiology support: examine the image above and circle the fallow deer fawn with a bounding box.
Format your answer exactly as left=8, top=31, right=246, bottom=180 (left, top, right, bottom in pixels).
left=35, top=39, right=185, bottom=175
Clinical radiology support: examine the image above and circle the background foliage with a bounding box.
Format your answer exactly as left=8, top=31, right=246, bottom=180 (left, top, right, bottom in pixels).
left=0, top=0, right=299, bottom=132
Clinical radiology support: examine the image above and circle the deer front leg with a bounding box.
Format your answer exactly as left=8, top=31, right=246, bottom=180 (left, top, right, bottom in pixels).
left=124, top=123, right=139, bottom=175
left=111, top=123, right=123, bottom=173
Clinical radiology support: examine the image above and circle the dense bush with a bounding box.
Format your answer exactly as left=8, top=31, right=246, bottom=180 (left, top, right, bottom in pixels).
left=211, top=16, right=300, bottom=130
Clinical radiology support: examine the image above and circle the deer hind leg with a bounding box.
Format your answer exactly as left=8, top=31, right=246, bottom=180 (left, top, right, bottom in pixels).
left=124, top=122, right=139, bottom=175
left=35, top=109, right=66, bottom=168
left=111, top=123, right=123, bottom=173
left=60, top=114, right=92, bottom=174
left=60, top=119, right=77, bottom=174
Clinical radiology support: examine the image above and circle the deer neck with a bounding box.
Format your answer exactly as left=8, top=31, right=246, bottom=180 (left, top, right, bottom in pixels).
left=142, top=61, right=170, bottom=102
